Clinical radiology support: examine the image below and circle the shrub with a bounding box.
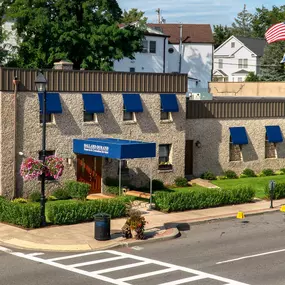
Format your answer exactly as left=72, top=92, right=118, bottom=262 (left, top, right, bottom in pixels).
left=239, top=174, right=247, bottom=179
left=29, top=191, right=41, bottom=202
left=224, top=170, right=238, bottom=179
left=200, top=171, right=216, bottom=180
left=0, top=198, right=41, bottom=228
left=154, top=186, right=255, bottom=212
left=64, top=180, right=90, bottom=200
left=105, top=186, right=120, bottom=196
left=264, top=182, right=285, bottom=199
left=52, top=188, right=71, bottom=200
left=12, top=198, right=28, bottom=203
left=174, top=177, right=188, bottom=187
left=242, top=168, right=256, bottom=178
left=152, top=179, right=164, bottom=190
left=46, top=198, right=127, bottom=225
left=280, top=168, right=285, bottom=174
left=47, top=195, right=58, bottom=201
left=262, top=169, right=275, bottom=176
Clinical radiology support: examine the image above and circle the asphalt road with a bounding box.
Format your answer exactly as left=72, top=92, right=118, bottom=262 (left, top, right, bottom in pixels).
left=2, top=211, right=285, bottom=285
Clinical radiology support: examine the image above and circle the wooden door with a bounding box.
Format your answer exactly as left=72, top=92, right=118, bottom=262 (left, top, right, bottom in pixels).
left=185, top=140, right=193, bottom=176
left=77, top=155, right=102, bottom=194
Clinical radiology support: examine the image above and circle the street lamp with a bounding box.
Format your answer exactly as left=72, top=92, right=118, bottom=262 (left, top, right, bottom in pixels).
left=35, top=71, right=47, bottom=227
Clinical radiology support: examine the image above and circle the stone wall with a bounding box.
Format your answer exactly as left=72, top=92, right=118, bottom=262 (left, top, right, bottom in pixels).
left=0, top=91, right=186, bottom=197
left=186, top=118, right=285, bottom=177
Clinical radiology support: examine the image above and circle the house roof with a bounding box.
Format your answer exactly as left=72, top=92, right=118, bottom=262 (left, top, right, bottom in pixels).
left=232, top=69, right=249, bottom=75
left=147, top=23, right=214, bottom=44
left=214, top=69, right=228, bottom=77
left=236, top=37, right=267, bottom=57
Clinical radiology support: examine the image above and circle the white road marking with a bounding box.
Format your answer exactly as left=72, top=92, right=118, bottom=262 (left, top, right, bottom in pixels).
left=131, top=246, right=144, bottom=250
left=118, top=268, right=177, bottom=282
left=69, top=256, right=125, bottom=268
left=0, top=247, right=249, bottom=285
left=27, top=252, right=44, bottom=257
left=216, top=248, right=285, bottom=264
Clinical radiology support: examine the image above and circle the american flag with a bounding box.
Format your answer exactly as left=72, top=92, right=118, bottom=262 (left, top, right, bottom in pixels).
left=265, top=22, right=285, bottom=44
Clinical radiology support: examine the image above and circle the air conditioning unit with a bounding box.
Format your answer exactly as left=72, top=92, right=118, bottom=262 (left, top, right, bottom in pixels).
left=189, top=93, right=201, bottom=100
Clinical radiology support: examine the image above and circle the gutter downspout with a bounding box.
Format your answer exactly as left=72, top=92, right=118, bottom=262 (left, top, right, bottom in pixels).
left=163, top=36, right=166, bottom=73
left=13, top=76, right=20, bottom=198
left=179, top=24, right=182, bottom=73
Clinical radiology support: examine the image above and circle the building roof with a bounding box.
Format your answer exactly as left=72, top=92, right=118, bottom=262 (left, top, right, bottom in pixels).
left=232, top=69, right=249, bottom=75
left=236, top=37, right=267, bottom=57
left=214, top=69, right=228, bottom=77
left=147, top=23, right=213, bottom=44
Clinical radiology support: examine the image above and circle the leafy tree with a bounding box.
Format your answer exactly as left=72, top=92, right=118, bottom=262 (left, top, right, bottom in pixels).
left=245, top=72, right=259, bottom=82
left=213, top=25, right=232, bottom=49
left=4, top=0, right=145, bottom=70
left=252, top=5, right=285, bottom=38
left=231, top=4, right=253, bottom=37
left=121, top=8, right=147, bottom=25
left=260, top=41, right=285, bottom=81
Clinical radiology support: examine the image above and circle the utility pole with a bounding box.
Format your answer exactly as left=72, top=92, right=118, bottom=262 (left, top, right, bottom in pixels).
left=156, top=8, right=161, bottom=24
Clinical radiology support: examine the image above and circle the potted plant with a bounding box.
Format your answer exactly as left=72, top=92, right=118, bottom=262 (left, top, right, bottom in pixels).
left=158, top=161, right=173, bottom=170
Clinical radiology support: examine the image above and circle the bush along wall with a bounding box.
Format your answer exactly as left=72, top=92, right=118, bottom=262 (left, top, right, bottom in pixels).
left=264, top=182, right=285, bottom=200
left=154, top=186, right=255, bottom=213
left=0, top=197, right=41, bottom=228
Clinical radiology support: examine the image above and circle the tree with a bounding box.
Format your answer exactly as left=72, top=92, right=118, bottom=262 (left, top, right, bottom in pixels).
left=231, top=4, right=253, bottom=37
left=245, top=72, right=259, bottom=82
left=4, top=0, right=145, bottom=70
left=260, top=41, right=285, bottom=81
left=252, top=5, right=285, bottom=38
left=121, top=8, right=147, bottom=25
left=213, top=25, right=232, bottom=49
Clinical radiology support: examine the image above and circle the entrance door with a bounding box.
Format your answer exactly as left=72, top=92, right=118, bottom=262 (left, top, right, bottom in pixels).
left=76, top=155, right=102, bottom=194
left=185, top=140, right=193, bottom=177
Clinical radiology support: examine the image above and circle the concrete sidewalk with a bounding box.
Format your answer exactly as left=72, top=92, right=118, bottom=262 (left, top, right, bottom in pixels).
left=0, top=198, right=284, bottom=252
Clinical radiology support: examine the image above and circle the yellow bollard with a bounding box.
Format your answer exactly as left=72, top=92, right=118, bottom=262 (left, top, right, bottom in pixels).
left=280, top=205, right=285, bottom=212
left=236, top=211, right=245, bottom=219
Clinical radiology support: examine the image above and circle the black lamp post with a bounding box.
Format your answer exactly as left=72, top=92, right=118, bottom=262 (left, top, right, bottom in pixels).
left=35, top=71, right=47, bottom=227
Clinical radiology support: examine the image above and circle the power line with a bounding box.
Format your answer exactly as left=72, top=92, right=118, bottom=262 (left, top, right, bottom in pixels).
left=213, top=61, right=283, bottom=68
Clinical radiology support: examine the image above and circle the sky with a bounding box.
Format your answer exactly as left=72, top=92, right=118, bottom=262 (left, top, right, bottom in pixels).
left=117, top=0, right=284, bottom=26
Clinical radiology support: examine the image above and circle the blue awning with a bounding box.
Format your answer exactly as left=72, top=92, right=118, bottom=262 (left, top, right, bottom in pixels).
left=73, top=138, right=156, bottom=159
left=160, top=94, right=179, bottom=112
left=82, top=93, right=104, bottom=113
left=266, top=126, right=283, bottom=143
left=38, top=93, right=62, bottom=114
left=122, top=94, right=143, bottom=112
left=229, top=127, right=248, bottom=144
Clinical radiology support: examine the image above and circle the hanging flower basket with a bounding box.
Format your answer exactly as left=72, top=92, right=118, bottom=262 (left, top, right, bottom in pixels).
left=20, top=156, right=64, bottom=181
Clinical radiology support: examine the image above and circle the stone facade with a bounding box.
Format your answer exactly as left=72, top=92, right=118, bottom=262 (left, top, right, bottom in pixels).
left=0, top=91, right=186, bottom=198
left=186, top=118, right=285, bottom=177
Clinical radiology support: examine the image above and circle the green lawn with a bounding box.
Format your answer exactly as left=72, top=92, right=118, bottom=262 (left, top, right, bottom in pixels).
left=212, top=175, right=285, bottom=199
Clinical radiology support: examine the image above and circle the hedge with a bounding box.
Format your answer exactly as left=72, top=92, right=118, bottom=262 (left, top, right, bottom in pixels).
left=0, top=197, right=41, bottom=228
left=264, top=182, right=285, bottom=199
left=154, top=186, right=255, bottom=212
left=46, top=197, right=130, bottom=225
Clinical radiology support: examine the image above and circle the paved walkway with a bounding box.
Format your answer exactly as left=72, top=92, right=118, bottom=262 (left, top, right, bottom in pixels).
left=0, top=198, right=284, bottom=252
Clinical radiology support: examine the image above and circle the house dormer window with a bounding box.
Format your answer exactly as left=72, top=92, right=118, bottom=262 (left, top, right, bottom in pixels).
left=231, top=42, right=235, bottom=48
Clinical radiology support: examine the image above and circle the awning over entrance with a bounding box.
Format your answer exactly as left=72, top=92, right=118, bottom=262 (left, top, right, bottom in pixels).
left=73, top=138, right=156, bottom=159
left=265, top=126, right=283, bottom=143
left=229, top=127, right=248, bottom=145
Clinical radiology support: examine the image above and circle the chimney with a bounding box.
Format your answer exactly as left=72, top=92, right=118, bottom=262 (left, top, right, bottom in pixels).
left=53, top=59, right=73, bottom=70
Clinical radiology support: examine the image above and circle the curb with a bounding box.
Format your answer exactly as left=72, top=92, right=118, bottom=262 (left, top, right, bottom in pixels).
left=0, top=227, right=180, bottom=253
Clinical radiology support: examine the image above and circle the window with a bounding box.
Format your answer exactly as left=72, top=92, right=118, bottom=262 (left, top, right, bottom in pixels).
left=83, top=111, right=96, bottom=122
left=40, top=113, right=53, bottom=124
left=129, top=67, right=135, bottom=73
left=243, top=59, right=248, bottom=68
left=218, top=59, right=223, bottom=69
left=159, top=144, right=172, bottom=170
left=149, top=41, right=156, bottom=53
left=168, top=48, right=174, bottom=54
left=123, top=106, right=134, bottom=121
left=160, top=111, right=170, bottom=120
left=238, top=77, right=242, bottom=82
left=265, top=135, right=277, bottom=159
left=118, top=160, right=129, bottom=174
left=229, top=137, right=242, bottom=161
left=238, top=59, right=243, bottom=69
left=39, top=150, right=55, bottom=180
left=142, top=40, right=148, bottom=53
left=231, top=42, right=235, bottom=48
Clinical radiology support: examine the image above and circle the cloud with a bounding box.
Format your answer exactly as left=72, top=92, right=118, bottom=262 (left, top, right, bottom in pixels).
left=117, top=0, right=283, bottom=25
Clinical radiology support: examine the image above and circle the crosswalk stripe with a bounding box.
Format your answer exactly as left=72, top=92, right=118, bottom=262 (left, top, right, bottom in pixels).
left=158, top=275, right=207, bottom=285
left=92, top=261, right=149, bottom=274
left=118, top=267, right=177, bottom=282
left=69, top=256, right=125, bottom=268
left=48, top=250, right=108, bottom=262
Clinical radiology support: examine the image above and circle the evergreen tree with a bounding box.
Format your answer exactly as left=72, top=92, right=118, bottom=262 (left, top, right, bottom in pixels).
left=213, top=25, right=232, bottom=49
left=121, top=8, right=147, bottom=25
left=231, top=4, right=253, bottom=37
left=4, top=0, right=145, bottom=70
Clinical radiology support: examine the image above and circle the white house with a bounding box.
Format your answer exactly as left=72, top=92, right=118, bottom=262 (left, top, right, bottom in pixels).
left=213, top=36, right=266, bottom=82
left=114, top=23, right=214, bottom=91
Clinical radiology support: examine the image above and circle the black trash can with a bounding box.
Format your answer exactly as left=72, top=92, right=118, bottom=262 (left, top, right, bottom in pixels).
left=94, top=213, right=111, bottom=241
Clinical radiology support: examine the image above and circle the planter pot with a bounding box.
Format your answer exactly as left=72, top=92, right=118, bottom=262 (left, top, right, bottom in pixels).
left=158, top=165, right=173, bottom=171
